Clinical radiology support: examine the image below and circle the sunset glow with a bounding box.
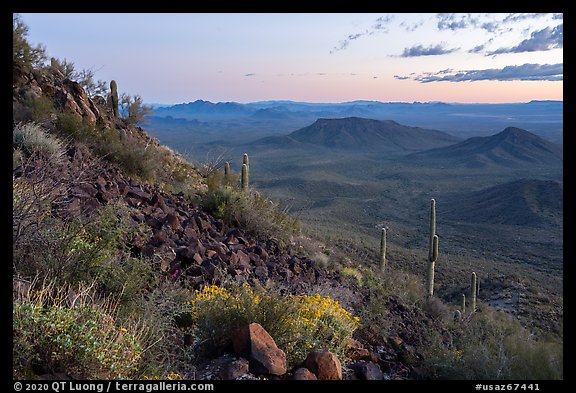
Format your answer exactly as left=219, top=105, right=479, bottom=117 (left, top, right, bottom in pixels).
left=19, top=13, right=563, bottom=104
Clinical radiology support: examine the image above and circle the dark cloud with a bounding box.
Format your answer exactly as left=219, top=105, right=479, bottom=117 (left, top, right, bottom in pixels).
left=469, top=44, right=486, bottom=53
left=502, top=13, right=549, bottom=23
left=400, top=43, right=459, bottom=57
left=244, top=73, right=256, bottom=77
left=480, top=22, right=499, bottom=33
left=395, top=63, right=563, bottom=83
left=487, top=24, right=562, bottom=55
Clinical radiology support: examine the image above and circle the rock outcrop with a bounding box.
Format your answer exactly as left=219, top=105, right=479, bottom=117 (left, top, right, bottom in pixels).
left=231, top=323, right=287, bottom=376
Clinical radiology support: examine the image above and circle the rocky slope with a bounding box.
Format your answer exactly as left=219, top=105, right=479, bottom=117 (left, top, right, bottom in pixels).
left=13, top=67, right=434, bottom=380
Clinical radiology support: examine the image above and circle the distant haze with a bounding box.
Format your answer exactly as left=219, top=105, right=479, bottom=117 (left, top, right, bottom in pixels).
left=20, top=13, right=563, bottom=104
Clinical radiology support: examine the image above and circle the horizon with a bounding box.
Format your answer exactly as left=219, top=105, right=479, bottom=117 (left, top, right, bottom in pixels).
left=19, top=13, right=563, bottom=104
left=148, top=98, right=564, bottom=106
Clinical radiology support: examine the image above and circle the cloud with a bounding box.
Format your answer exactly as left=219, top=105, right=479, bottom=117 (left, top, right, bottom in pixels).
left=553, top=13, right=563, bottom=20
left=395, top=63, right=563, bottom=83
left=330, top=14, right=395, bottom=53
left=468, top=38, right=494, bottom=53
left=436, top=13, right=479, bottom=31
left=400, top=43, right=459, bottom=57
left=374, top=15, right=395, bottom=30
left=244, top=73, right=256, bottom=77
left=400, top=19, right=425, bottom=32
left=502, top=13, right=549, bottom=23
left=487, top=24, right=562, bottom=55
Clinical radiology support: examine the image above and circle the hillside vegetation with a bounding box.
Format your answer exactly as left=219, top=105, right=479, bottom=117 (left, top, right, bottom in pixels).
left=13, top=15, right=562, bottom=381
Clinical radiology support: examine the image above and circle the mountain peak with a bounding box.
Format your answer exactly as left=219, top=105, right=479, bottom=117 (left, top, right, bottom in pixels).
left=408, top=126, right=562, bottom=168
left=280, top=117, right=460, bottom=152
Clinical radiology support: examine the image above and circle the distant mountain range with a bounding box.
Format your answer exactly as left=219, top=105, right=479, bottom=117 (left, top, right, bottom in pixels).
left=251, top=117, right=461, bottom=152
left=441, top=178, right=563, bottom=228
left=407, top=127, right=563, bottom=168
left=149, top=99, right=563, bottom=143
left=152, top=99, right=564, bottom=121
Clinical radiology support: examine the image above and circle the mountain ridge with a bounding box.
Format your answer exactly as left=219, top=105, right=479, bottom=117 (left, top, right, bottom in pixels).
left=407, top=126, right=563, bottom=168
left=251, top=117, right=461, bottom=152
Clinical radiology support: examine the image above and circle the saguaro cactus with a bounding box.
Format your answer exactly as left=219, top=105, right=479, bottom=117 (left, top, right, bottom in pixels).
left=454, top=310, right=462, bottom=322
left=241, top=153, right=250, bottom=192
left=426, top=199, right=438, bottom=297
left=379, top=227, right=387, bottom=272
left=109, top=80, right=119, bottom=117
left=243, top=152, right=250, bottom=169
left=471, top=272, right=477, bottom=313
left=224, top=162, right=230, bottom=186
left=241, top=163, right=249, bottom=193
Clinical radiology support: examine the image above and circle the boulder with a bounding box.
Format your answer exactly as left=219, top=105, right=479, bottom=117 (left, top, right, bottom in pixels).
left=351, top=360, right=383, bottom=380
left=231, top=323, right=286, bottom=376
left=303, top=350, right=342, bottom=380
left=292, top=367, right=317, bottom=380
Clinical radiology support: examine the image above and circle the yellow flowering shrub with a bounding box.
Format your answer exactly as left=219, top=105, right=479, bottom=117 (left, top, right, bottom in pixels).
left=287, top=293, right=361, bottom=363
left=185, top=283, right=360, bottom=365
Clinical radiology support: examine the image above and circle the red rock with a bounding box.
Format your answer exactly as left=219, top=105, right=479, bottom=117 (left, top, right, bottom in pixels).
left=346, top=338, right=371, bottom=361
left=232, top=323, right=286, bottom=376
left=303, top=350, right=342, bottom=380
left=165, top=213, right=180, bottom=229
left=292, top=367, right=317, bottom=380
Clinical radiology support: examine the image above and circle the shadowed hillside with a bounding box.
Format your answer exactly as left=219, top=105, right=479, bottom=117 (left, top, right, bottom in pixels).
left=441, top=179, right=563, bottom=228
left=407, top=127, right=563, bottom=168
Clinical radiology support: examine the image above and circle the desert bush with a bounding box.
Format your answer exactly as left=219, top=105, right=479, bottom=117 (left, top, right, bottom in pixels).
left=13, top=196, right=152, bottom=299
left=12, top=153, right=71, bottom=250
left=13, top=122, right=65, bottom=160
left=127, top=282, right=196, bottom=379
left=340, top=266, right=363, bottom=287
left=13, top=279, right=144, bottom=379
left=203, top=185, right=300, bottom=245
left=55, top=112, right=99, bottom=143
left=185, top=282, right=360, bottom=366
left=420, top=307, right=563, bottom=379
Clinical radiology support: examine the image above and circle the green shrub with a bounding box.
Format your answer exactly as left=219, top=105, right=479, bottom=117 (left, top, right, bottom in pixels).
left=13, top=280, right=144, bottom=379
left=185, top=282, right=360, bottom=366
left=55, top=112, right=98, bottom=143
left=339, top=266, right=363, bottom=287
left=203, top=186, right=300, bottom=245
left=13, top=14, right=47, bottom=76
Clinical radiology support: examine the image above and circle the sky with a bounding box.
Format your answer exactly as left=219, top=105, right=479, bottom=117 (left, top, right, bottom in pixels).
left=18, top=13, right=563, bottom=104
